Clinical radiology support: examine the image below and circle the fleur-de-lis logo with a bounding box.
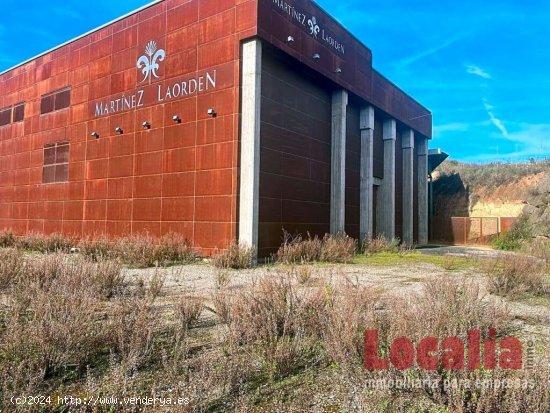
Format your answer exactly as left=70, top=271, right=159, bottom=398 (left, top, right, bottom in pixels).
left=136, top=40, right=166, bottom=84
left=308, top=16, right=320, bottom=38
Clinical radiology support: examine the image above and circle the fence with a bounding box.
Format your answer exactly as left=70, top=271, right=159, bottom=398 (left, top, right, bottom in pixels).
left=431, top=217, right=518, bottom=246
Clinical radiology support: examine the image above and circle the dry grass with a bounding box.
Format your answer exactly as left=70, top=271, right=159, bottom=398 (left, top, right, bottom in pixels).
left=2, top=254, right=123, bottom=395
left=0, top=229, right=15, bottom=248
left=0, top=231, right=197, bottom=268
left=525, top=237, right=550, bottom=262
left=0, top=252, right=163, bottom=409
left=0, top=244, right=548, bottom=412
left=293, top=264, right=313, bottom=285
left=0, top=248, right=25, bottom=290
left=213, top=241, right=256, bottom=269
left=112, top=233, right=197, bottom=268
left=441, top=254, right=461, bottom=270
left=275, top=231, right=357, bottom=264
left=15, top=232, right=74, bottom=253
left=483, top=254, right=549, bottom=297
left=361, top=234, right=413, bottom=256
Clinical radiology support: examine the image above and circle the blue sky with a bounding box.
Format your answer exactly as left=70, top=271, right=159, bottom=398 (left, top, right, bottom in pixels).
left=1, top=0, right=549, bottom=163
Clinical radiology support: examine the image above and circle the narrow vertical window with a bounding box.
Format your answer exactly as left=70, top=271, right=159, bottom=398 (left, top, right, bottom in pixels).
left=0, top=107, right=11, bottom=126
left=13, top=103, right=25, bottom=122
left=43, top=142, right=69, bottom=183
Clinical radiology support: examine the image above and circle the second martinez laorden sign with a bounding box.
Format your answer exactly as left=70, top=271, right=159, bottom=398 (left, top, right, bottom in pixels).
left=271, top=0, right=346, bottom=55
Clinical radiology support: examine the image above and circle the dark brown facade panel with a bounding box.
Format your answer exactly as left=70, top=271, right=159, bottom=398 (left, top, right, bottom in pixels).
left=259, top=48, right=333, bottom=255
left=257, top=0, right=431, bottom=138
left=345, top=104, right=360, bottom=240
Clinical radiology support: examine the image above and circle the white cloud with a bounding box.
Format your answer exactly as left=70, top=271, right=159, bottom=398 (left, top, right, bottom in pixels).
left=395, top=30, right=473, bottom=69
left=466, top=64, right=491, bottom=79
left=482, top=98, right=509, bottom=139
left=433, top=122, right=471, bottom=134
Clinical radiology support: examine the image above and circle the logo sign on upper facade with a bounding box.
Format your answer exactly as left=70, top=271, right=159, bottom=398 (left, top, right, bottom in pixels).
left=272, top=0, right=345, bottom=55
left=137, top=40, right=166, bottom=84
left=91, top=40, right=217, bottom=118
left=308, top=16, right=320, bottom=38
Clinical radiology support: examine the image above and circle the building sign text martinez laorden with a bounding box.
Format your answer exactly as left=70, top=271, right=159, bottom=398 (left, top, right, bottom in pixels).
left=93, top=40, right=217, bottom=118
left=271, top=0, right=345, bottom=55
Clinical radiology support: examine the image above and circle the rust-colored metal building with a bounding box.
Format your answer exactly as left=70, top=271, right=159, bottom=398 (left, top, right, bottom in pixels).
left=0, top=0, right=432, bottom=256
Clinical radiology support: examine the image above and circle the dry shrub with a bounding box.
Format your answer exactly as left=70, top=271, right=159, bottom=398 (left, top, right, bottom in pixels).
left=361, top=234, right=402, bottom=255
left=215, top=272, right=380, bottom=378
left=385, top=275, right=511, bottom=343
left=0, top=229, right=16, bottom=248
left=14, top=231, right=49, bottom=252
left=92, top=258, right=126, bottom=298
left=154, top=232, right=197, bottom=264
left=276, top=231, right=323, bottom=264
left=213, top=241, right=256, bottom=269
left=441, top=367, right=550, bottom=413
left=319, top=233, right=357, bottom=263
left=293, top=264, right=313, bottom=285
left=111, top=233, right=197, bottom=268
left=175, top=296, right=204, bottom=330
left=0, top=248, right=25, bottom=289
left=1, top=254, right=113, bottom=396
left=525, top=237, right=550, bottom=262
left=215, top=269, right=232, bottom=289
left=320, top=280, right=379, bottom=367
left=220, top=275, right=326, bottom=378
left=111, top=298, right=157, bottom=372
left=276, top=231, right=357, bottom=264
left=15, top=232, right=73, bottom=253
left=78, top=235, right=113, bottom=261
left=147, top=270, right=165, bottom=300
left=441, top=254, right=460, bottom=270
left=44, top=233, right=73, bottom=253
left=0, top=252, right=174, bottom=411
left=483, top=254, right=549, bottom=297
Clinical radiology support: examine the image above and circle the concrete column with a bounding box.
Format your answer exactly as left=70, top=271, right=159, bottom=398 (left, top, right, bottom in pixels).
left=402, top=129, right=414, bottom=245
left=238, top=39, right=262, bottom=252
left=330, top=90, right=348, bottom=234
left=377, top=119, right=396, bottom=240
left=359, top=106, right=375, bottom=242
left=418, top=137, right=429, bottom=245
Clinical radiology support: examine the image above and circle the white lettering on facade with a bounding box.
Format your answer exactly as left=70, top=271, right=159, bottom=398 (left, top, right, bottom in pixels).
left=156, top=70, right=217, bottom=104
left=95, top=71, right=217, bottom=118
left=272, top=0, right=345, bottom=55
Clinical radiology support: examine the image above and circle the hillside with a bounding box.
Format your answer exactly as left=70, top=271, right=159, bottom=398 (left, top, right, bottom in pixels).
left=432, top=159, right=550, bottom=237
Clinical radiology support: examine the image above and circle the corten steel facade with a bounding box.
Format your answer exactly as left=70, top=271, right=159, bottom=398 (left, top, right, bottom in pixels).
left=0, top=0, right=432, bottom=257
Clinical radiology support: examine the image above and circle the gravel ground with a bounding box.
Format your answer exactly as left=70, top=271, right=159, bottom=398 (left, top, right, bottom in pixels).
left=123, top=261, right=457, bottom=299
left=123, top=249, right=550, bottom=347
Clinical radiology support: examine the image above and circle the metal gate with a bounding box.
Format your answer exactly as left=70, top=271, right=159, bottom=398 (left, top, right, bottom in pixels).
left=431, top=217, right=517, bottom=245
